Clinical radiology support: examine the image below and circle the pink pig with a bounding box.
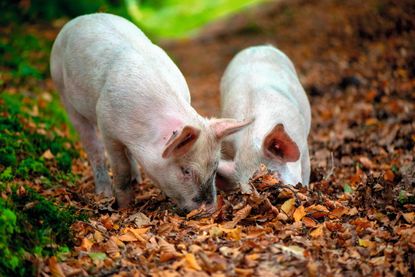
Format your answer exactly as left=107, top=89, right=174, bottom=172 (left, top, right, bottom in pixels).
left=218, top=45, right=311, bottom=192
left=50, top=13, right=252, bottom=212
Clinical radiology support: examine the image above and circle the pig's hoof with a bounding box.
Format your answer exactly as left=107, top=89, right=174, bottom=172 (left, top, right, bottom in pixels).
left=95, top=184, right=113, bottom=197
left=115, top=190, right=133, bottom=209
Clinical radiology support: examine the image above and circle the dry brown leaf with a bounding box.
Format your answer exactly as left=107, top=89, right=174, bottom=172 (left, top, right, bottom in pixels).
left=128, top=212, right=151, bottom=227
left=48, top=256, right=65, bottom=277
left=118, top=231, right=138, bottom=242
left=235, top=268, right=254, bottom=276
left=158, top=237, right=181, bottom=262
left=93, top=230, right=105, bottom=243
left=223, top=204, right=252, bottom=228
left=402, top=212, right=415, bottom=224
left=302, top=217, right=317, bottom=228
left=329, top=206, right=348, bottom=219
left=358, top=239, right=376, bottom=248
left=221, top=227, right=242, bottom=240
left=281, top=198, right=296, bottom=215
left=184, top=253, right=202, bottom=271
left=310, top=225, right=324, bottom=238
left=384, top=170, right=395, bottom=182
left=293, top=205, right=306, bottom=222
left=42, top=149, right=54, bottom=160
left=101, top=216, right=113, bottom=230
left=370, top=256, right=386, bottom=266
left=128, top=228, right=149, bottom=243
left=79, top=237, right=94, bottom=251
left=359, top=156, right=375, bottom=169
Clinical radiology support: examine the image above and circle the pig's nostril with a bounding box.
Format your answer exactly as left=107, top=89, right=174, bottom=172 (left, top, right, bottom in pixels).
left=192, top=194, right=203, bottom=204
left=177, top=206, right=190, bottom=216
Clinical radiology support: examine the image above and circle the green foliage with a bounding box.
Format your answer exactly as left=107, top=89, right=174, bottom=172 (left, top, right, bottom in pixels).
left=0, top=184, right=86, bottom=277
left=125, top=0, right=268, bottom=39
left=0, top=0, right=112, bottom=23
left=0, top=31, right=49, bottom=80
left=1, top=0, right=267, bottom=40
left=343, top=184, right=353, bottom=193
left=0, top=92, right=79, bottom=181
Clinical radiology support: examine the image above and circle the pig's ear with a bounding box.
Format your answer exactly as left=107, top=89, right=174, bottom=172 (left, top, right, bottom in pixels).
left=262, top=124, right=300, bottom=162
left=162, top=126, right=200, bottom=159
left=211, top=117, right=254, bottom=140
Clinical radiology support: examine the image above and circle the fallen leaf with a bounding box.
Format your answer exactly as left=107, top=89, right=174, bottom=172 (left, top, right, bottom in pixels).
left=358, top=239, right=375, bottom=248
left=48, top=256, right=65, bottom=277
left=79, top=237, right=93, bottom=251
left=359, top=156, right=375, bottom=169
left=329, top=206, right=348, bottom=219
left=302, top=217, right=317, bottom=228
left=209, top=226, right=223, bottom=238
left=128, top=212, right=151, bottom=227
left=88, top=252, right=107, bottom=261
left=223, top=204, right=251, bottom=228
left=235, top=268, right=254, bottom=276
left=222, top=227, right=242, bottom=240
left=101, top=216, right=113, bottom=230
left=184, top=253, right=202, bottom=271
left=384, top=170, right=395, bottom=182
left=293, top=205, right=306, bottom=222
left=402, top=212, right=415, bottom=224
left=93, top=231, right=104, bottom=243
left=158, top=237, right=181, bottom=262
left=370, top=256, right=386, bottom=266
left=42, top=149, right=54, bottom=160
left=118, top=231, right=138, bottom=242
left=281, top=198, right=296, bottom=215
left=310, top=225, right=324, bottom=238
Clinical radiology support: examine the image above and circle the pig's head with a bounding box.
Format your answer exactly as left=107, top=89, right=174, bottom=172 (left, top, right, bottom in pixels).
left=217, top=123, right=302, bottom=188
left=150, top=118, right=253, bottom=213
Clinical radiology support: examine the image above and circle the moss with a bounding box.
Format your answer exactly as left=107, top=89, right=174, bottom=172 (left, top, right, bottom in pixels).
left=0, top=91, right=78, bottom=181
left=0, top=184, right=86, bottom=277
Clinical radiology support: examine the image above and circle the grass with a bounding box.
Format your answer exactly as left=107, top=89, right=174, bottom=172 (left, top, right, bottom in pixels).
left=0, top=23, right=84, bottom=276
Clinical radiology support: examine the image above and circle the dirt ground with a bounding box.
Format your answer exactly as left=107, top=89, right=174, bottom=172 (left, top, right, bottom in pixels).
left=20, top=0, right=415, bottom=275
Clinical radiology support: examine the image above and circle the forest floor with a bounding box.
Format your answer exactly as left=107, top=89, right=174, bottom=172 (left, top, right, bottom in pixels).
left=1, top=0, right=414, bottom=276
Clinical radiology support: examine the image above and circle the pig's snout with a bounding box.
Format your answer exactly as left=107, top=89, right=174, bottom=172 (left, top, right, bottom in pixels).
left=178, top=183, right=217, bottom=215
left=193, top=183, right=215, bottom=205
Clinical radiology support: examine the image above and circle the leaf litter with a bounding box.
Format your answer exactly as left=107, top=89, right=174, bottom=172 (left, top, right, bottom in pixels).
left=2, top=0, right=414, bottom=276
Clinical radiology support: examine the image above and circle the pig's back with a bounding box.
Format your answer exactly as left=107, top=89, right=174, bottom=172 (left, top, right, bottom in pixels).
left=51, top=13, right=190, bottom=124
left=221, top=45, right=311, bottom=131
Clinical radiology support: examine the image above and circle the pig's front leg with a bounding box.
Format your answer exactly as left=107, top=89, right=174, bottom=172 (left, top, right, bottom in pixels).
left=301, top=149, right=310, bottom=186
left=104, top=137, right=134, bottom=208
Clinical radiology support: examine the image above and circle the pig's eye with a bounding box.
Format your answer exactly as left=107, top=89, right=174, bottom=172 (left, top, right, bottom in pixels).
left=181, top=167, right=192, bottom=177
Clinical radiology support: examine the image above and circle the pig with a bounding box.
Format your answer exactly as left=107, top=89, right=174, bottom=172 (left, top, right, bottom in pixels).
left=50, top=13, right=252, bottom=212
left=218, top=45, right=311, bottom=192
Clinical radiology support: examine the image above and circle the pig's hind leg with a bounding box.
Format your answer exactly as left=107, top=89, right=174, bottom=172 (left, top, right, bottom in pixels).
left=103, top=137, right=134, bottom=208
left=62, top=96, right=113, bottom=197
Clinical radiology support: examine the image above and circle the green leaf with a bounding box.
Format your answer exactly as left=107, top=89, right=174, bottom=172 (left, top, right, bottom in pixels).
left=343, top=184, right=353, bottom=193
left=88, top=252, right=107, bottom=261
left=0, top=167, right=14, bottom=181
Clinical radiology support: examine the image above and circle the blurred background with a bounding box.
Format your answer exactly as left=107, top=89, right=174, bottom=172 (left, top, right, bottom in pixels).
left=1, top=0, right=268, bottom=40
